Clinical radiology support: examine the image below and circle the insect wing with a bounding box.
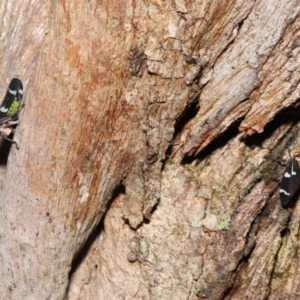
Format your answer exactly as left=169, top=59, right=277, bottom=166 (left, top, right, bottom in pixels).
left=280, top=154, right=300, bottom=205
left=0, top=78, right=23, bottom=120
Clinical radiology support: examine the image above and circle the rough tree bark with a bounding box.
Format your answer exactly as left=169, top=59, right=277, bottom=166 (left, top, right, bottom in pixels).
left=0, top=0, right=299, bottom=299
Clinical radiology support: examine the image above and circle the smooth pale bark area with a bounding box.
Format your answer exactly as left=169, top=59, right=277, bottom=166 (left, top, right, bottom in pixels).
left=0, top=0, right=299, bottom=299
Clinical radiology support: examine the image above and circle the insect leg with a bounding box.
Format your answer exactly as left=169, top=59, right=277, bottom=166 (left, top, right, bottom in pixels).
left=3, top=135, right=19, bottom=150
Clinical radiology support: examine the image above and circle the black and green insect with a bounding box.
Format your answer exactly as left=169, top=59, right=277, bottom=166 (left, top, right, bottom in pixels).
left=279, top=147, right=300, bottom=206
left=0, top=78, right=24, bottom=149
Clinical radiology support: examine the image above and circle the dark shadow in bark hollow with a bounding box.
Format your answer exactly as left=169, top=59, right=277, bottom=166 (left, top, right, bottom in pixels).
left=67, top=184, right=126, bottom=291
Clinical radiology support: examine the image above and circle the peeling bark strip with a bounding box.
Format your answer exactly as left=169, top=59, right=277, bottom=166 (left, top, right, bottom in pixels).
left=197, top=181, right=272, bottom=299
left=183, top=1, right=300, bottom=156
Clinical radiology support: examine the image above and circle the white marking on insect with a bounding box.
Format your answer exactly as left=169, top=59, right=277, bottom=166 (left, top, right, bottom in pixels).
left=284, top=172, right=292, bottom=178
left=8, top=89, right=17, bottom=95
left=291, top=163, right=297, bottom=175
left=280, top=189, right=290, bottom=196
left=0, top=107, right=8, bottom=112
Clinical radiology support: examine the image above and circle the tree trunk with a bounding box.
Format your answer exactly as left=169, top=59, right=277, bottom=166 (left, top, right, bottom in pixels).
left=0, top=0, right=299, bottom=299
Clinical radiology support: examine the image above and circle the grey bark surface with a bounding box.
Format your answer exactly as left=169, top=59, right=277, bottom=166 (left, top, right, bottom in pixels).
left=0, top=0, right=299, bottom=299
